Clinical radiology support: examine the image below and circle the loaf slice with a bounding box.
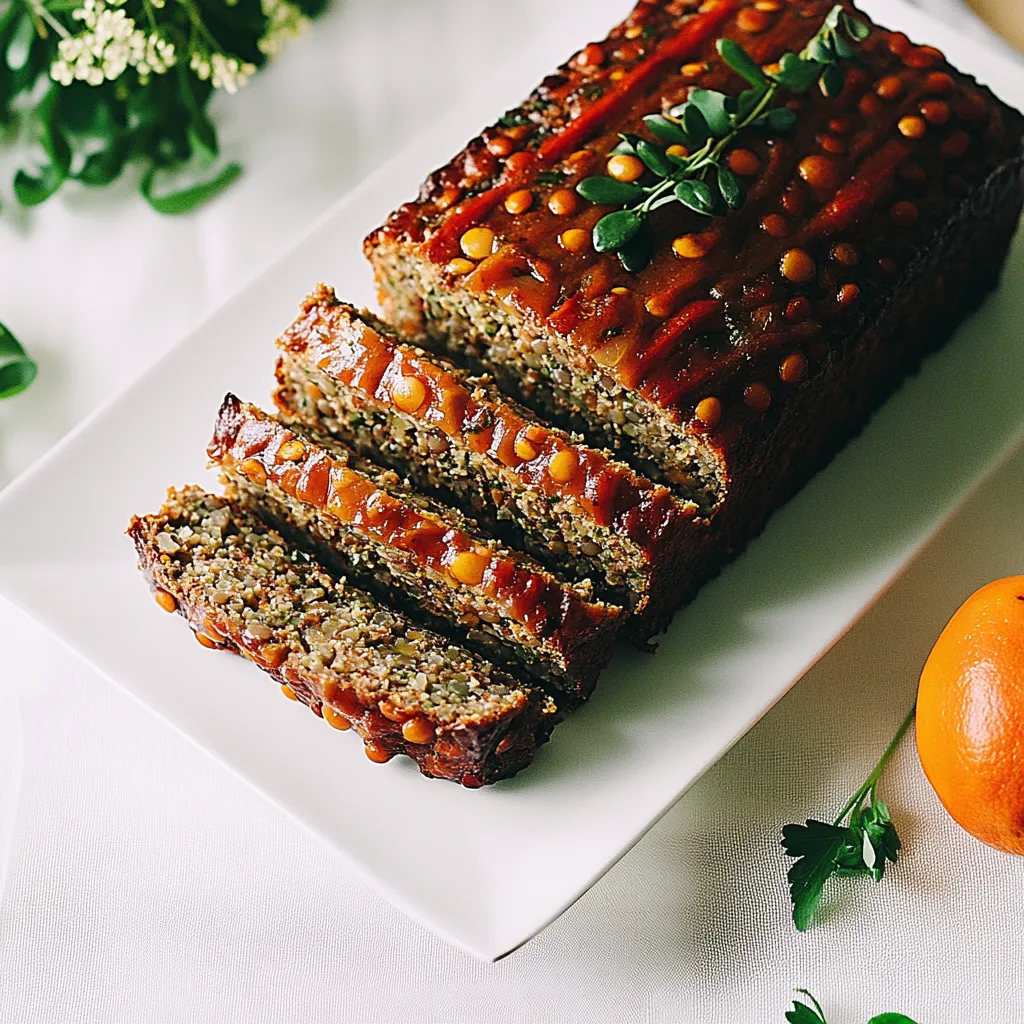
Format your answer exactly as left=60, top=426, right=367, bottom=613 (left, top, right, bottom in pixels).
left=128, top=486, right=558, bottom=786
left=365, top=0, right=1024, bottom=540
left=208, top=394, right=623, bottom=703
left=273, top=287, right=709, bottom=637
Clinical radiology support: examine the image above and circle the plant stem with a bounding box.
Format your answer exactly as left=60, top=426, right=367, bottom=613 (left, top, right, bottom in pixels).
left=832, top=705, right=916, bottom=826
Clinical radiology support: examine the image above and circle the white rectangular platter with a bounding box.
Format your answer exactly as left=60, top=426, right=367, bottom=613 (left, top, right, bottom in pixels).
left=0, top=0, right=1022, bottom=961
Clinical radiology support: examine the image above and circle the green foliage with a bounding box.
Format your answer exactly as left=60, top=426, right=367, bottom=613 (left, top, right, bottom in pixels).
left=0, top=322, right=36, bottom=399
left=785, top=990, right=920, bottom=1024
left=782, top=707, right=914, bottom=932
left=574, top=5, right=870, bottom=271
left=0, top=0, right=328, bottom=214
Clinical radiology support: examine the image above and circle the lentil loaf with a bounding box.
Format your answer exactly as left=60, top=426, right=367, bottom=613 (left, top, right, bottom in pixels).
left=128, top=486, right=558, bottom=786
left=208, top=394, right=623, bottom=703
left=273, top=287, right=709, bottom=637
left=365, top=0, right=1024, bottom=566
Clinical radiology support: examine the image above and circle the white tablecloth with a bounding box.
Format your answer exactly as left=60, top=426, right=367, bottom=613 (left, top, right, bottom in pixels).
left=1, top=1, right=1022, bottom=1020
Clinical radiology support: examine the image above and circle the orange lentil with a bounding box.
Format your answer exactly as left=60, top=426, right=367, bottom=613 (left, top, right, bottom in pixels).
left=548, top=189, right=580, bottom=216
left=487, top=136, right=514, bottom=157
left=888, top=32, right=911, bottom=57
left=785, top=297, right=810, bottom=322
left=761, top=213, right=789, bottom=238
left=666, top=144, right=690, bottom=160
left=446, top=257, right=476, bottom=276
left=920, top=99, right=950, bottom=125
left=607, top=154, right=645, bottom=182
left=898, top=116, right=927, bottom=140
left=154, top=589, right=177, bottom=613
left=694, top=397, right=722, bottom=430
left=755, top=0, right=782, bottom=9
left=744, top=383, right=772, bottom=412
left=505, top=151, right=533, bottom=175
left=504, top=189, right=534, bottom=215
left=780, top=352, right=807, bottom=383
left=450, top=550, right=489, bottom=587
left=402, top=717, right=436, bottom=745
left=941, top=130, right=971, bottom=159
left=905, top=45, right=943, bottom=69
left=239, top=458, right=267, bottom=486
left=831, top=242, right=859, bottom=267
left=820, top=135, right=846, bottom=155
left=728, top=148, right=760, bottom=176
left=364, top=742, right=391, bottom=764
left=890, top=201, right=919, bottom=226
left=924, top=71, right=955, bottom=96
left=514, top=436, right=539, bottom=461
left=781, top=248, right=816, bottom=284
left=737, top=7, right=772, bottom=32
left=323, top=706, right=351, bottom=731
left=645, top=293, right=676, bottom=318
left=460, top=226, right=496, bottom=260
left=435, top=186, right=461, bottom=210
left=838, top=283, right=861, bottom=306
left=672, top=234, right=709, bottom=259
left=195, top=632, right=219, bottom=649
left=875, top=75, right=904, bottom=101
left=277, top=439, right=306, bottom=462
left=548, top=449, right=579, bottom=484
left=577, top=43, right=605, bottom=67
left=281, top=684, right=298, bottom=701
left=798, top=155, right=838, bottom=190
left=859, top=93, right=884, bottom=118
left=391, top=374, right=427, bottom=414
left=504, top=124, right=531, bottom=141
left=680, top=61, right=708, bottom=77
left=559, top=229, right=591, bottom=254
left=829, top=117, right=851, bottom=136
left=611, top=286, right=631, bottom=296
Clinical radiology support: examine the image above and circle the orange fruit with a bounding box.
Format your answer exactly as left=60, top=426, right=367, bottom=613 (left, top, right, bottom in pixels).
left=916, top=576, right=1024, bottom=854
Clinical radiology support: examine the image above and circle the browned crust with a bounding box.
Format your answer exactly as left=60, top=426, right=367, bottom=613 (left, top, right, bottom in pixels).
left=207, top=394, right=624, bottom=700
left=127, top=490, right=557, bottom=787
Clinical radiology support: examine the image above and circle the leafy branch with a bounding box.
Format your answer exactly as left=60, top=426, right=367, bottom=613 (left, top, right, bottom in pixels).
left=782, top=706, right=915, bottom=932
left=0, top=322, right=36, bottom=399
left=786, top=988, right=920, bottom=1024
left=575, top=4, right=871, bottom=271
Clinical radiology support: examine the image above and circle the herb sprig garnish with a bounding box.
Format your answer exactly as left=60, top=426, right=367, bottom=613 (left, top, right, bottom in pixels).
left=0, top=323, right=36, bottom=400
left=786, top=988, right=920, bottom=1024
left=575, top=5, right=871, bottom=271
left=782, top=706, right=914, bottom=932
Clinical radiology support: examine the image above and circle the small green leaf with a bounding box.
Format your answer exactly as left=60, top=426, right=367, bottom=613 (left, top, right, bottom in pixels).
left=782, top=819, right=848, bottom=931
left=140, top=161, right=242, bottom=215
left=772, top=52, right=824, bottom=92
left=576, top=176, right=645, bottom=206
left=6, top=13, right=34, bottom=72
left=592, top=209, right=642, bottom=252
left=681, top=104, right=710, bottom=147
left=643, top=114, right=689, bottom=146
left=716, top=165, right=744, bottom=210
left=820, top=64, right=846, bottom=98
left=0, top=323, right=37, bottom=400
left=617, top=223, right=654, bottom=272
left=735, top=85, right=769, bottom=120
left=635, top=139, right=674, bottom=179
left=717, top=37, right=767, bottom=87
left=843, top=13, right=872, bottom=41
left=786, top=990, right=828, bottom=1024
left=868, top=1015, right=920, bottom=1024
left=13, top=164, right=65, bottom=206
left=832, top=32, right=857, bottom=60
left=756, top=107, right=799, bottom=133
left=674, top=178, right=716, bottom=216
left=688, top=88, right=731, bottom=137
left=806, top=35, right=835, bottom=64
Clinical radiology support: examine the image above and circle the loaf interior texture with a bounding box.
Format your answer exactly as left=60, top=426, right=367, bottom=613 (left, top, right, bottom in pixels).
left=365, top=0, right=1024, bottom=563
left=272, top=288, right=708, bottom=636
left=128, top=486, right=558, bottom=786
left=208, top=394, right=623, bottom=702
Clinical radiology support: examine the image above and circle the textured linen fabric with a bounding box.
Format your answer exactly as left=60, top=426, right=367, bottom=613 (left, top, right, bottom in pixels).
left=1, top=1, right=1022, bottom=1020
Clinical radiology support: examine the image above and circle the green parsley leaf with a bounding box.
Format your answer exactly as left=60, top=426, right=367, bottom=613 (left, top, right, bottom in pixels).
left=642, top=114, right=689, bottom=146
left=576, top=176, right=645, bottom=205
left=786, top=990, right=828, bottom=1024
left=592, top=209, right=642, bottom=252
left=687, top=88, right=732, bottom=138
left=0, top=322, right=37, bottom=400
left=717, top=37, right=768, bottom=86
left=782, top=820, right=848, bottom=931
left=868, top=1016, right=920, bottom=1024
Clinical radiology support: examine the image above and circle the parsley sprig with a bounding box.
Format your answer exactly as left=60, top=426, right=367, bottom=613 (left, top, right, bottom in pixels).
left=0, top=322, right=36, bottom=399
left=787, top=989, right=920, bottom=1024
left=575, top=5, right=870, bottom=271
left=782, top=706, right=915, bottom=932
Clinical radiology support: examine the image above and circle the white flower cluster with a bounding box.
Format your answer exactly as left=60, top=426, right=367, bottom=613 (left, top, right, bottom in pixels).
left=258, top=0, right=309, bottom=59
left=50, top=0, right=174, bottom=86
left=189, top=50, right=256, bottom=94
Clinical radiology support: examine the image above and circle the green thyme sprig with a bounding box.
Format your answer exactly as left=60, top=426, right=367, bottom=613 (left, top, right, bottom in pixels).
left=0, top=0, right=328, bottom=214
left=576, top=4, right=871, bottom=271
left=0, top=322, right=36, bottom=399
left=786, top=989, right=920, bottom=1024
left=781, top=705, right=914, bottom=932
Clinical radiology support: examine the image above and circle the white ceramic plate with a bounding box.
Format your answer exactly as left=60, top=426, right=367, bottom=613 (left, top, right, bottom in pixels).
left=0, top=0, right=1022, bottom=962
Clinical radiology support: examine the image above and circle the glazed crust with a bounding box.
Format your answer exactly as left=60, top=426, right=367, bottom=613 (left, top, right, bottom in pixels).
left=365, top=0, right=1024, bottom=489
left=128, top=488, right=558, bottom=787
left=208, top=394, right=624, bottom=701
